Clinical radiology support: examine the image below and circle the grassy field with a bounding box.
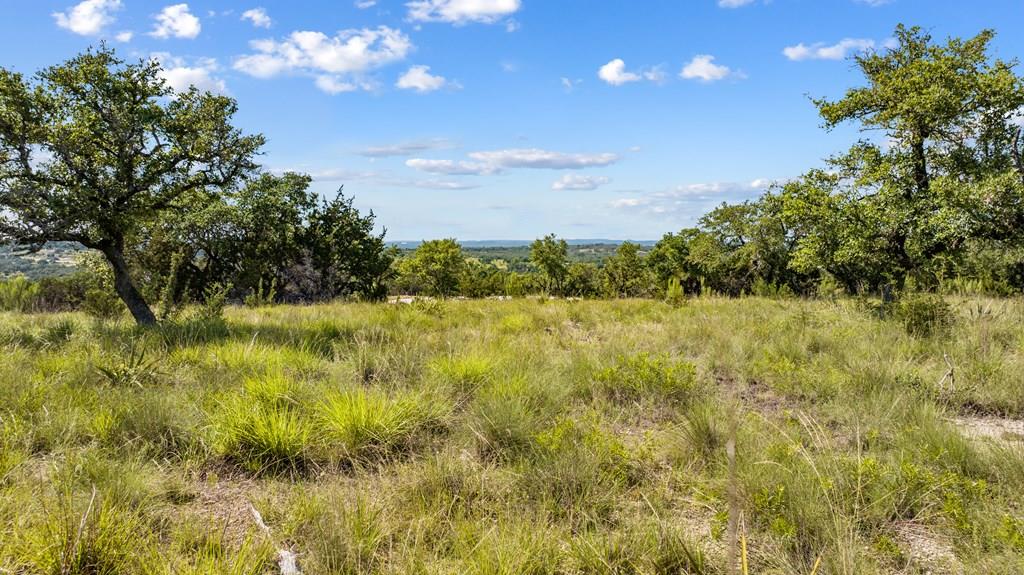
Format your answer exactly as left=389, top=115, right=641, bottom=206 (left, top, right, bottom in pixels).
left=1, top=297, right=1023, bottom=574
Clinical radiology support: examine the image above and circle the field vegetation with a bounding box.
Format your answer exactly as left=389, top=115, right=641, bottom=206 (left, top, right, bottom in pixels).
left=0, top=297, right=1022, bottom=573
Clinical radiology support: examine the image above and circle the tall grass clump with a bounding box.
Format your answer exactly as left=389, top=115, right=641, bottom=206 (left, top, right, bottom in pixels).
left=0, top=276, right=40, bottom=312
left=10, top=489, right=160, bottom=574
left=212, top=375, right=314, bottom=475
left=596, top=352, right=699, bottom=404
left=317, top=388, right=445, bottom=465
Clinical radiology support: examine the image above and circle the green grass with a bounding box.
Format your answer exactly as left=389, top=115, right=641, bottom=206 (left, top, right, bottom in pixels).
left=0, top=296, right=1023, bottom=573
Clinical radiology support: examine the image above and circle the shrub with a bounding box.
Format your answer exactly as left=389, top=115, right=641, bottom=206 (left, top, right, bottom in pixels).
left=0, top=276, right=40, bottom=312
left=243, top=278, right=278, bottom=308
left=895, top=293, right=954, bottom=337
left=198, top=282, right=232, bottom=321
left=95, top=339, right=161, bottom=387
left=665, top=277, right=686, bottom=308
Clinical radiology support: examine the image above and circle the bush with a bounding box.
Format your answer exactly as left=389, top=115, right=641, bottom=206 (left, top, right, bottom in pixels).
left=665, top=277, right=686, bottom=307
left=896, top=293, right=954, bottom=337
left=0, top=276, right=40, bottom=312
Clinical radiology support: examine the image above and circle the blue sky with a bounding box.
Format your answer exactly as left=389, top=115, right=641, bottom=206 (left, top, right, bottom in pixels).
left=3, top=0, right=1022, bottom=240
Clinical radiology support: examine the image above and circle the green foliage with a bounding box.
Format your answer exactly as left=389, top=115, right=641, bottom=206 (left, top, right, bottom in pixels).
left=399, top=238, right=467, bottom=297
left=317, top=389, right=444, bottom=464
left=596, top=352, right=698, bottom=403
left=0, top=275, right=39, bottom=312
left=665, top=277, right=686, bottom=307
left=0, top=46, right=263, bottom=324
left=601, top=242, right=653, bottom=298
left=895, top=292, right=955, bottom=336
left=198, top=282, right=232, bottom=321
left=95, top=339, right=161, bottom=388
left=530, top=234, right=570, bottom=295
left=243, top=278, right=277, bottom=309
left=780, top=25, right=1024, bottom=292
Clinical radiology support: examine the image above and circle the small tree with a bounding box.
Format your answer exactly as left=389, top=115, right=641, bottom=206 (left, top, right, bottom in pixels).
left=530, top=233, right=569, bottom=295
left=403, top=239, right=466, bottom=298
left=304, top=189, right=395, bottom=301
left=601, top=242, right=651, bottom=298
left=0, top=47, right=263, bottom=324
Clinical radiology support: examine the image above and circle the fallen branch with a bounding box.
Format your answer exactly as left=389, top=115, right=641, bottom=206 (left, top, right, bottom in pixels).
left=249, top=504, right=301, bottom=575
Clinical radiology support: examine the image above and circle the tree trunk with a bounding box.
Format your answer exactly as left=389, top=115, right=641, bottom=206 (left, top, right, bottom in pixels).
left=100, top=242, right=157, bottom=325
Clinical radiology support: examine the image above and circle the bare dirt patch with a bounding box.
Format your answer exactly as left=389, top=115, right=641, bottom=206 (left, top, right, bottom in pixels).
left=894, top=521, right=962, bottom=574
left=954, top=416, right=1024, bottom=444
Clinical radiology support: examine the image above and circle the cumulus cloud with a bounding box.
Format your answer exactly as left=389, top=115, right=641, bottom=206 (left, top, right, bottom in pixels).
left=241, top=7, right=271, bottom=28
left=356, top=0, right=378, bottom=8
left=358, top=139, right=455, bottom=157
left=314, top=75, right=359, bottom=94
left=598, top=59, right=642, bottom=86
left=405, top=159, right=497, bottom=175
left=151, top=53, right=226, bottom=94
left=234, top=26, right=413, bottom=93
left=612, top=180, right=772, bottom=216
left=295, top=167, right=479, bottom=190
left=718, top=0, right=755, bottom=7
left=114, top=30, right=133, bottom=42
left=53, top=0, right=121, bottom=36
left=680, top=55, right=736, bottom=82
left=468, top=148, right=619, bottom=169
left=783, top=38, right=875, bottom=61
left=407, top=0, right=521, bottom=24
left=396, top=65, right=452, bottom=92
left=552, top=174, right=611, bottom=191
left=151, top=4, right=201, bottom=39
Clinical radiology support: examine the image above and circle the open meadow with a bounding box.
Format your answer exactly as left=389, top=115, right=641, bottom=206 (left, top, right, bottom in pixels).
left=1, top=296, right=1023, bottom=574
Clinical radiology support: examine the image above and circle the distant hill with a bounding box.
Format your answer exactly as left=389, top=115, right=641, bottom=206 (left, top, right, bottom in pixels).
left=1, top=239, right=657, bottom=279
left=0, top=242, right=85, bottom=279
left=390, top=239, right=657, bottom=249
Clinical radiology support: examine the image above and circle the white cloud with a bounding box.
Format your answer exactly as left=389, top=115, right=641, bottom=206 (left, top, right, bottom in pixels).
left=718, top=0, right=755, bottom=7
left=552, top=174, right=611, bottom=191
left=114, top=30, right=133, bottom=42
left=783, top=38, right=875, bottom=61
left=561, top=77, right=582, bottom=93
left=356, top=0, right=378, bottom=8
left=680, top=54, right=734, bottom=82
left=612, top=180, right=772, bottom=216
left=396, top=65, right=451, bottom=92
left=468, top=148, right=619, bottom=169
left=359, top=139, right=455, bottom=157
left=296, top=167, right=479, bottom=190
left=151, top=53, right=227, bottom=94
left=407, top=0, right=521, bottom=24
left=53, top=0, right=121, bottom=36
left=234, top=27, right=412, bottom=86
left=151, top=4, right=201, bottom=39
left=241, top=8, right=272, bottom=28
left=406, top=158, right=497, bottom=175
left=314, top=75, right=358, bottom=94
left=598, top=58, right=641, bottom=86
left=643, top=65, right=667, bottom=84
left=855, top=0, right=892, bottom=5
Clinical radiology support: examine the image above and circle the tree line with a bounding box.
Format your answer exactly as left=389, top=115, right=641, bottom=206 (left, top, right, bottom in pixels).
left=2, top=25, right=1024, bottom=324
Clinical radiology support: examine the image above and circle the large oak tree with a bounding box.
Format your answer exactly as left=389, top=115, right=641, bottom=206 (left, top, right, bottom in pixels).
left=0, top=47, right=263, bottom=324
